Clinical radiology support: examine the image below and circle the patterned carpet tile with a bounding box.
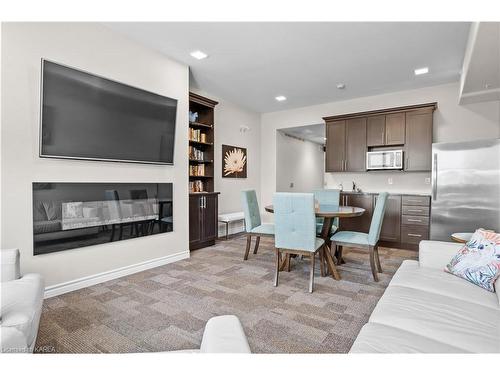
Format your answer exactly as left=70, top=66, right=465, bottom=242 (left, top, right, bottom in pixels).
left=36, top=235, right=416, bottom=353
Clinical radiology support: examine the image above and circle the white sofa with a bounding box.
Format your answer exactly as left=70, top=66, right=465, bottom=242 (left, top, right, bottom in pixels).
left=194, top=315, right=251, bottom=353
left=350, top=240, right=500, bottom=353
left=1, top=249, right=45, bottom=353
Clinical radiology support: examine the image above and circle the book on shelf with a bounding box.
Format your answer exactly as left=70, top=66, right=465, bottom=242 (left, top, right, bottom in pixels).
left=188, top=146, right=204, bottom=161
left=189, top=164, right=205, bottom=177
left=189, top=180, right=205, bottom=193
left=188, top=128, right=208, bottom=143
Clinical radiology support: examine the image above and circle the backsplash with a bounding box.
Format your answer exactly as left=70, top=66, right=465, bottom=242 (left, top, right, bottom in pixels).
left=324, top=171, right=432, bottom=195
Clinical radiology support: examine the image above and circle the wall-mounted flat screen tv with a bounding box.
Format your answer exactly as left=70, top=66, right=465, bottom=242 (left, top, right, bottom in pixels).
left=40, top=60, right=177, bottom=164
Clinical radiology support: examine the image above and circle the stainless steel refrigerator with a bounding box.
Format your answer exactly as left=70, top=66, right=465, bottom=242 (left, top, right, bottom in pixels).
left=430, top=138, right=500, bottom=241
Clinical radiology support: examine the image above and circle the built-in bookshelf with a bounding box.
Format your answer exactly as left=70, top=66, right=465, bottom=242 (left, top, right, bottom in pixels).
left=188, top=93, right=218, bottom=193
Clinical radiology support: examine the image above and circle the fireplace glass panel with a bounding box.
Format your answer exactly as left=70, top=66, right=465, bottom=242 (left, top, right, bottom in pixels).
left=33, top=182, right=173, bottom=255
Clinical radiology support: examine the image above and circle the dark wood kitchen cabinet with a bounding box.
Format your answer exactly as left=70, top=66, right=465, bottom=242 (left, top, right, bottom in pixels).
left=189, top=192, right=219, bottom=250
left=366, top=113, right=405, bottom=147
left=366, top=115, right=386, bottom=147
left=324, top=102, right=436, bottom=172
left=340, top=193, right=373, bottom=233
left=404, top=108, right=434, bottom=171
left=345, top=118, right=367, bottom=171
left=338, top=192, right=429, bottom=250
left=385, top=112, right=406, bottom=145
left=325, top=118, right=366, bottom=172
left=377, top=194, right=401, bottom=242
left=325, top=120, right=346, bottom=172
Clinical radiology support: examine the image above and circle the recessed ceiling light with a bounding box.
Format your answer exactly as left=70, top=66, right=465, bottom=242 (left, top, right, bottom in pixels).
left=275, top=95, right=287, bottom=102
left=190, top=50, right=208, bottom=60
left=414, top=67, right=429, bottom=76
left=336, top=83, right=346, bottom=89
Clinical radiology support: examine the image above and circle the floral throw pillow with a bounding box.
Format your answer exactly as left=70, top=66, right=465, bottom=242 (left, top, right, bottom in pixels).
left=445, top=229, right=500, bottom=292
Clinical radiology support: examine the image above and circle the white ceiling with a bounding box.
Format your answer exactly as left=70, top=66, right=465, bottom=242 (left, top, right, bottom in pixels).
left=105, top=22, right=471, bottom=113
left=280, top=124, right=325, bottom=145
left=460, top=22, right=500, bottom=104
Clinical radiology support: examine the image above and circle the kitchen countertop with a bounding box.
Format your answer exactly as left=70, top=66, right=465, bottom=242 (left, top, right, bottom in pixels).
left=339, top=190, right=431, bottom=196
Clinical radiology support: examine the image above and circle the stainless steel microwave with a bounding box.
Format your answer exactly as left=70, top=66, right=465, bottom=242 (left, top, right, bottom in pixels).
left=366, top=150, right=403, bottom=170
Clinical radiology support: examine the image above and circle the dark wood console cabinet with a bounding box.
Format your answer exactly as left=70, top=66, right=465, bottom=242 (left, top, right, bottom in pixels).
left=189, top=192, right=220, bottom=250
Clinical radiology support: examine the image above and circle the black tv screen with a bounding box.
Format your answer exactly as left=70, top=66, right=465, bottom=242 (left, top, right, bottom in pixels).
left=40, top=60, right=177, bottom=164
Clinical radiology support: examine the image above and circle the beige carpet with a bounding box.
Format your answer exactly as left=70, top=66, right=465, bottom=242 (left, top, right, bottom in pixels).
left=36, top=236, right=416, bottom=353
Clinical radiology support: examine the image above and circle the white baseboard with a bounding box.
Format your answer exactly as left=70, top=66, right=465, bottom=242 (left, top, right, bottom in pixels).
left=44, top=250, right=190, bottom=299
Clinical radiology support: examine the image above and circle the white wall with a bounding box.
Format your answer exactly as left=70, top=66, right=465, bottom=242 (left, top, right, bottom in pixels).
left=276, top=131, right=324, bottom=192
left=1, top=23, right=190, bottom=288
left=261, top=82, right=500, bottom=221
left=190, top=89, right=261, bottom=237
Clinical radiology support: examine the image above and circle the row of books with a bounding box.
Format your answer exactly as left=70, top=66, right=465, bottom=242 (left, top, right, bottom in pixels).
left=189, top=164, right=206, bottom=177
left=189, top=128, right=207, bottom=143
left=189, top=180, right=205, bottom=193
left=189, top=146, right=205, bottom=161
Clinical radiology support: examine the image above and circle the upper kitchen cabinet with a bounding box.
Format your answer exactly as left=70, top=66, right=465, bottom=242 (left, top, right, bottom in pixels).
left=385, top=112, right=406, bottom=145
left=325, top=120, right=346, bottom=172
left=325, top=118, right=366, bottom=172
left=404, top=108, right=434, bottom=171
left=324, top=102, right=436, bottom=172
left=366, top=115, right=385, bottom=147
left=345, top=118, right=367, bottom=171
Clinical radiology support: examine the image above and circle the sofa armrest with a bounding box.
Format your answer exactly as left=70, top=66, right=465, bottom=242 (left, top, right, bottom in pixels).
left=1, top=273, right=45, bottom=353
left=1, top=249, right=20, bottom=282
left=419, top=240, right=463, bottom=270
left=200, top=315, right=251, bottom=353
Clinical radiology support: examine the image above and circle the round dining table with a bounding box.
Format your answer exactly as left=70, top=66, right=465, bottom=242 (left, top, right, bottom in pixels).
left=264, top=204, right=366, bottom=278
left=264, top=203, right=365, bottom=241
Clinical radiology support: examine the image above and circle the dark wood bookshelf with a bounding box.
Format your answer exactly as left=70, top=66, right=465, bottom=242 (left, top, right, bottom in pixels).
left=188, top=92, right=218, bottom=194
left=188, top=92, right=219, bottom=251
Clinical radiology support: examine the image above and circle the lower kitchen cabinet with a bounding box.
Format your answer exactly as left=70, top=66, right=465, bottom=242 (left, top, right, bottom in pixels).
left=189, top=192, right=219, bottom=250
left=340, top=193, right=373, bottom=233
left=377, top=194, right=401, bottom=242
left=338, top=192, right=429, bottom=250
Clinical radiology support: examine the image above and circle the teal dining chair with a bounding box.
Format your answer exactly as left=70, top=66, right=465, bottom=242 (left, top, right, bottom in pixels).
left=273, top=192, right=338, bottom=293
left=240, top=190, right=274, bottom=260
left=313, top=189, right=340, bottom=236
left=330, top=192, right=388, bottom=282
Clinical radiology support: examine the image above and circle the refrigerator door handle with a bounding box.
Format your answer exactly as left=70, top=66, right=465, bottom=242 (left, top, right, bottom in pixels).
left=432, top=153, right=438, bottom=201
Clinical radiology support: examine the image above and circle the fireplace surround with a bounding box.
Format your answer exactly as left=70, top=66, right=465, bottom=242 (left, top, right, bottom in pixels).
left=32, top=182, right=173, bottom=255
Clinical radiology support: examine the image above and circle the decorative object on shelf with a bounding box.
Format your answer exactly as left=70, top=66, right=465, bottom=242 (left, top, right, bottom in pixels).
left=189, top=111, right=199, bottom=123
left=222, top=145, right=247, bottom=178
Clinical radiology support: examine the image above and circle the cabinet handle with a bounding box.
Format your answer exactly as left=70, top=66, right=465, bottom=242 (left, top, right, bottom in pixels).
left=407, top=219, right=422, bottom=222
left=406, top=156, right=409, bottom=169
left=407, top=199, right=421, bottom=203
left=344, top=160, right=347, bottom=171
left=407, top=233, right=422, bottom=237
left=408, top=209, right=422, bottom=212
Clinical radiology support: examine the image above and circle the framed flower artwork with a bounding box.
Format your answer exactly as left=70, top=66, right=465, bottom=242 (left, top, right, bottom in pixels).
left=222, top=144, right=247, bottom=178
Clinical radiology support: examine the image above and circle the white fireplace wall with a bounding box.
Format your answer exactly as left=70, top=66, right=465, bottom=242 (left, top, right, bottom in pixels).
left=1, top=23, right=190, bottom=289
